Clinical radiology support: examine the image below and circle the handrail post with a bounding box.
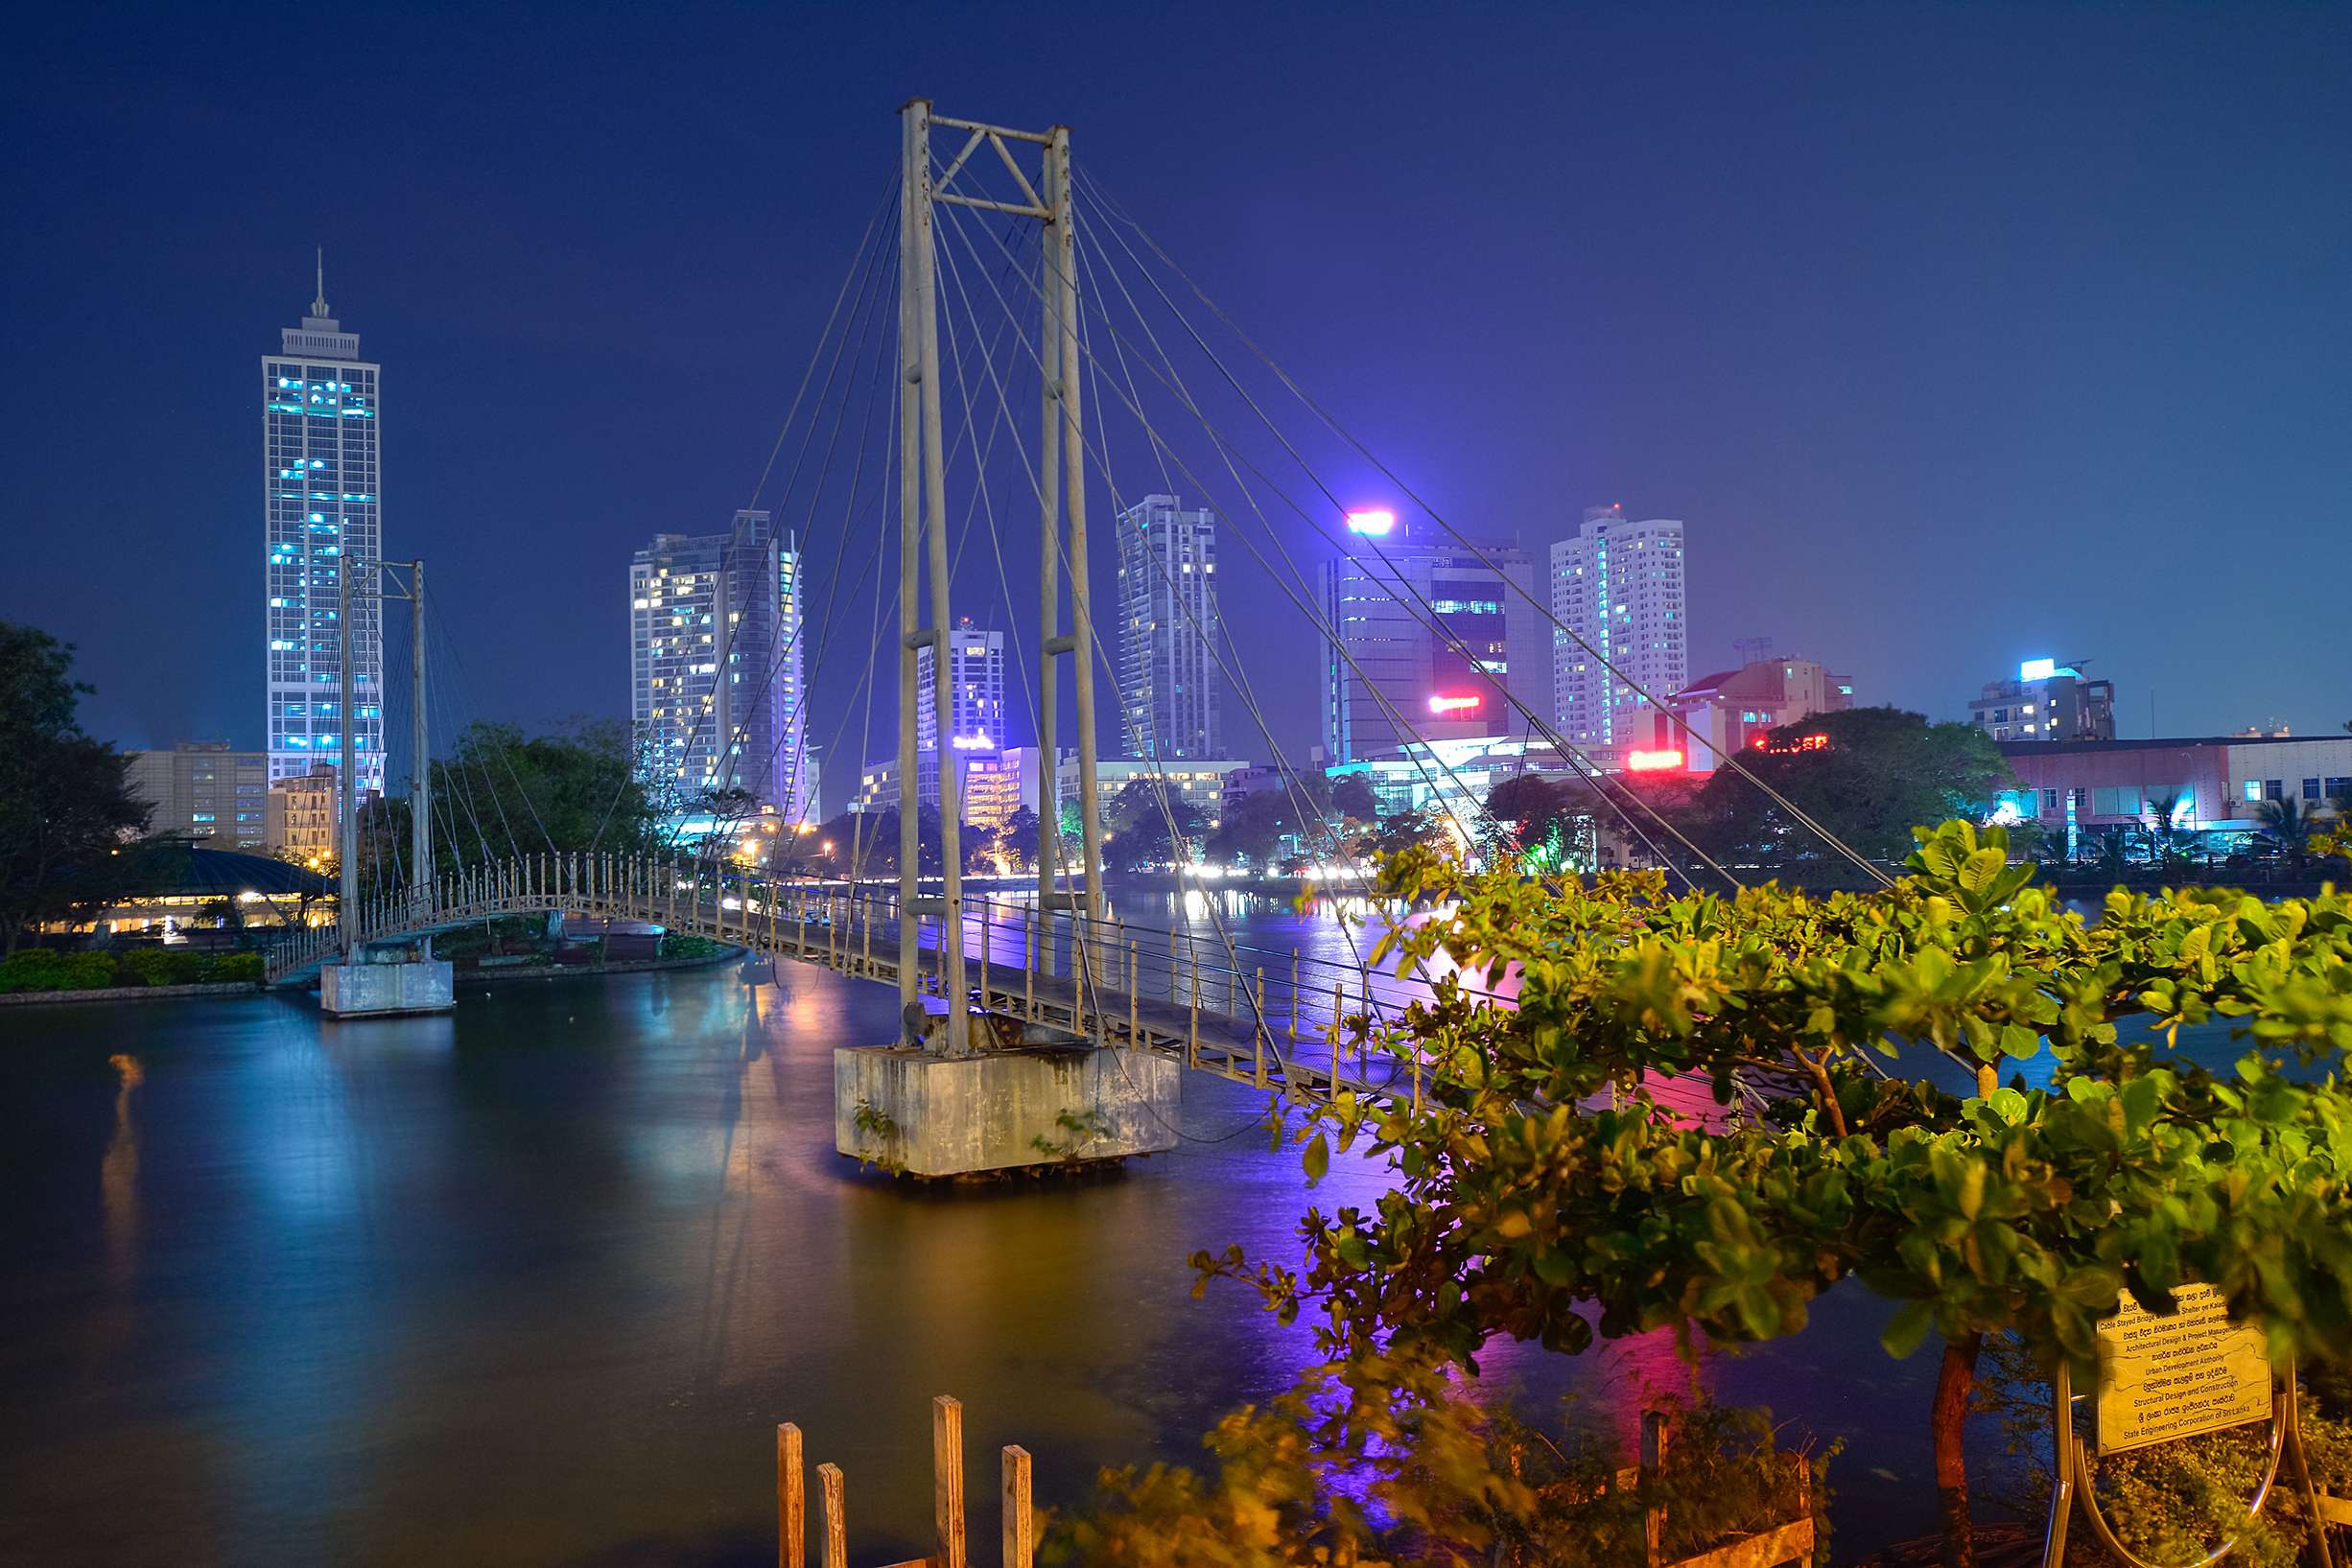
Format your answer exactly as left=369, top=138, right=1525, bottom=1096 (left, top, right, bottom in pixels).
left=1126, top=940, right=1138, bottom=1046
left=1288, top=953, right=1300, bottom=1042
left=1253, top=967, right=1267, bottom=1088
left=1023, top=905, right=1035, bottom=1019
left=1331, top=983, right=1344, bottom=1097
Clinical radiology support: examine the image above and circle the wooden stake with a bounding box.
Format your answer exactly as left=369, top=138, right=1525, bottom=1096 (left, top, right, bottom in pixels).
left=819, top=1463, right=846, bottom=1568
left=1001, top=1445, right=1033, bottom=1568
left=1641, top=1410, right=1668, bottom=1568
left=777, top=1423, right=805, bottom=1568
left=934, top=1394, right=968, bottom=1568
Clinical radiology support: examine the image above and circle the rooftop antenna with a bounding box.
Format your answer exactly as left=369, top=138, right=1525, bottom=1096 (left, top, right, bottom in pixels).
left=1732, top=635, right=1774, bottom=666
left=311, top=246, right=330, bottom=317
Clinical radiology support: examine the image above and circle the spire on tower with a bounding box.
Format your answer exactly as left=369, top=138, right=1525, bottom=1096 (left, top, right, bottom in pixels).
left=311, top=246, right=330, bottom=318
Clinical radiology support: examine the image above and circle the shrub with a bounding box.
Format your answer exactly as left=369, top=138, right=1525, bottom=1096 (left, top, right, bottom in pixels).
left=0, top=950, right=120, bottom=993
left=657, top=932, right=724, bottom=960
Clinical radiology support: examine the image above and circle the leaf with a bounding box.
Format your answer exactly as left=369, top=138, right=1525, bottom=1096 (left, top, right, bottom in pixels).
left=1302, top=1132, right=1329, bottom=1184
left=1882, top=1299, right=1934, bottom=1359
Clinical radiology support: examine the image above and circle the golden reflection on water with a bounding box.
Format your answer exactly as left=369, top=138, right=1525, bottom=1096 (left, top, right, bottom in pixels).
left=102, top=1053, right=142, bottom=1283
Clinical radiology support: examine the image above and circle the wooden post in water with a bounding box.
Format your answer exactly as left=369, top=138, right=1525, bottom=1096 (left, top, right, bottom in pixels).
left=934, top=1395, right=968, bottom=1568
left=777, top=1423, right=805, bottom=1568
left=1001, top=1445, right=1033, bottom=1568
left=819, top=1463, right=846, bottom=1568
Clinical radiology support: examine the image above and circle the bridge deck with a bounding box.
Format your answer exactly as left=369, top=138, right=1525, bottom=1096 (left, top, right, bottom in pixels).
left=263, top=862, right=1733, bottom=1123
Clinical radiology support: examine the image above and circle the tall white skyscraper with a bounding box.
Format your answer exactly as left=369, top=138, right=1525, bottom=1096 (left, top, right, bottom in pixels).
left=1115, top=494, right=1221, bottom=760
left=628, top=509, right=811, bottom=821
left=916, top=618, right=1008, bottom=754
left=265, top=258, right=383, bottom=794
left=1550, top=505, right=1687, bottom=750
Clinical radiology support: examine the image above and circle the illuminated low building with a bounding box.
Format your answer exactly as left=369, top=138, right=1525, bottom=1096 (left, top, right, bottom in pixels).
left=1996, top=734, right=2352, bottom=852
left=1666, top=651, right=1854, bottom=773
left=266, top=763, right=341, bottom=862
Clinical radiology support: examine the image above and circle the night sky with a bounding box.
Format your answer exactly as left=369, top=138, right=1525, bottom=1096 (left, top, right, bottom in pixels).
left=7, top=3, right=2349, bottom=802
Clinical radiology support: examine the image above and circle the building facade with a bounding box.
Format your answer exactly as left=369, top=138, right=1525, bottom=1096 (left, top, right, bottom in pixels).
left=1996, top=735, right=2352, bottom=850
left=854, top=748, right=1031, bottom=834
left=1969, top=659, right=2115, bottom=743
left=265, top=262, right=384, bottom=795
left=629, top=510, right=811, bottom=822
left=1550, top=505, right=1688, bottom=753
left=127, top=742, right=271, bottom=850
left=1115, top=494, right=1222, bottom=760
left=1060, top=755, right=1246, bottom=831
left=266, top=763, right=341, bottom=863
left=1667, top=652, right=1854, bottom=772
left=916, top=619, right=1009, bottom=755
left=1318, top=514, right=1546, bottom=764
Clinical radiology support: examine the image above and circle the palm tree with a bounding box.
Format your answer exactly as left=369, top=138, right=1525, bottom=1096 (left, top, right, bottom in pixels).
left=2142, top=791, right=2189, bottom=867
left=2255, top=796, right=2312, bottom=873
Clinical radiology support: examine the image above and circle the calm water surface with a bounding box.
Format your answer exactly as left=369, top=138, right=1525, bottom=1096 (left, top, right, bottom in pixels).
left=0, top=895, right=2258, bottom=1565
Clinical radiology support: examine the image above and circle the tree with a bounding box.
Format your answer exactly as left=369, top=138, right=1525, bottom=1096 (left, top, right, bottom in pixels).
left=1330, top=773, right=1379, bottom=822
left=1105, top=779, right=1208, bottom=872
left=1209, top=789, right=1290, bottom=867
left=1693, top=707, right=2011, bottom=876
left=432, top=717, right=660, bottom=869
left=0, top=624, right=151, bottom=953
left=998, top=806, right=1041, bottom=872
left=2256, top=795, right=2314, bottom=873
left=1202, top=820, right=2352, bottom=1566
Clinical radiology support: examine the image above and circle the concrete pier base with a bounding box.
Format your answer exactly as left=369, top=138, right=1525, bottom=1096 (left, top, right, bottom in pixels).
left=320, top=959, right=456, bottom=1018
left=835, top=1042, right=1181, bottom=1177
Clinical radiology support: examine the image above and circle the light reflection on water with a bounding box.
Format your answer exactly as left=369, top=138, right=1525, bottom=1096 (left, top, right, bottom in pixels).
left=0, top=895, right=2285, bottom=1562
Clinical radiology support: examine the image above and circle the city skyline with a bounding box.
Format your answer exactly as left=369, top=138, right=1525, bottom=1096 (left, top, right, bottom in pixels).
left=5, top=7, right=2347, bottom=766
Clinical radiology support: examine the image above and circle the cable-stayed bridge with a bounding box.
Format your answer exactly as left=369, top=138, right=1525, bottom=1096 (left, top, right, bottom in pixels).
left=296, top=100, right=1840, bottom=1169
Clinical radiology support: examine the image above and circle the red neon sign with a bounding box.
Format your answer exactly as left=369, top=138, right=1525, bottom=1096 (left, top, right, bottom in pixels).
left=1626, top=748, right=1684, bottom=771
left=1427, top=693, right=1481, bottom=714
left=1752, top=732, right=1829, bottom=755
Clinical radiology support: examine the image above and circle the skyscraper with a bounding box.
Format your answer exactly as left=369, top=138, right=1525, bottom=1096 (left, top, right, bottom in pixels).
left=1550, top=505, right=1687, bottom=751
left=265, top=256, right=383, bottom=794
left=1317, top=512, right=1546, bottom=764
left=915, top=618, right=1008, bottom=754
left=1115, top=494, right=1221, bottom=760
left=628, top=509, right=810, bottom=821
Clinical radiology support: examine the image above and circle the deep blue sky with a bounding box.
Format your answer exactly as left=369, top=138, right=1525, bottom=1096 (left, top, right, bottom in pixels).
left=6, top=2, right=2348, bottom=794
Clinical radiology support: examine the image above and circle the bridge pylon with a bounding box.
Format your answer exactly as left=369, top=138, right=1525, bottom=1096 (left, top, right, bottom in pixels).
left=899, top=101, right=1107, bottom=1058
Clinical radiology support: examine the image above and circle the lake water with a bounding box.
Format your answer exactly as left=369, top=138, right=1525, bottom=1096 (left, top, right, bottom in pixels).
left=0, top=893, right=2263, bottom=1564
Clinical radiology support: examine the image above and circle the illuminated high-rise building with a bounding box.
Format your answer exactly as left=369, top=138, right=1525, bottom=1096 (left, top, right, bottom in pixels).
left=1115, top=494, right=1221, bottom=760
left=1550, top=506, right=1687, bottom=751
left=265, top=256, right=383, bottom=793
left=1318, top=511, right=1544, bottom=764
left=916, top=619, right=1008, bottom=754
left=628, top=509, right=810, bottom=821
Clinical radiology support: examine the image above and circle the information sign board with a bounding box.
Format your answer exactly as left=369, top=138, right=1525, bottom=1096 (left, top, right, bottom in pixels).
left=2095, top=1283, right=2272, bottom=1456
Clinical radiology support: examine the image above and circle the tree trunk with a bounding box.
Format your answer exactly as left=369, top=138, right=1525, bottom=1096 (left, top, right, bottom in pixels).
left=1933, top=1334, right=1982, bottom=1568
